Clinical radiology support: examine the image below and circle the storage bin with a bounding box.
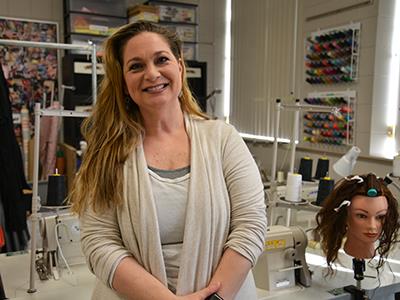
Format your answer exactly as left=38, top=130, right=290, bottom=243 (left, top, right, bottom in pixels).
left=67, top=34, right=105, bottom=54
left=68, top=13, right=126, bottom=36
left=158, top=4, right=196, bottom=23
left=163, top=24, right=196, bottom=42
left=65, top=0, right=126, bottom=17
left=182, top=43, right=196, bottom=61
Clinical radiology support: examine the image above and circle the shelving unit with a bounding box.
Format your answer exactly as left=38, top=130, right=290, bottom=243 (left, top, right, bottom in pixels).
left=63, top=0, right=127, bottom=53
left=302, top=90, right=356, bottom=146
left=305, top=23, right=360, bottom=85
left=145, top=0, right=198, bottom=60
left=0, top=37, right=97, bottom=295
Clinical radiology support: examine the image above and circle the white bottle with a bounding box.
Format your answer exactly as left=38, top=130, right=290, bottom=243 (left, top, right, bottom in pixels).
left=393, top=152, right=400, bottom=177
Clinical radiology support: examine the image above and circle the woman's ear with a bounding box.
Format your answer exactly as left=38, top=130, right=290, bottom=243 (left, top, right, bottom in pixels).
left=178, top=58, right=184, bottom=80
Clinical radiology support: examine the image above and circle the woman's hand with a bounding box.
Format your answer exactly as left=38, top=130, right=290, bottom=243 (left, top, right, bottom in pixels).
left=176, top=282, right=221, bottom=300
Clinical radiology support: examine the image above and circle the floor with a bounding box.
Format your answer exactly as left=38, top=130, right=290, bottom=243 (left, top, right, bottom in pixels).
left=1, top=251, right=95, bottom=300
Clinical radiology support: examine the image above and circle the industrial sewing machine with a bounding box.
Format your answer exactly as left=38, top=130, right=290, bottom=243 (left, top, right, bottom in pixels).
left=37, top=211, right=85, bottom=280
left=253, top=225, right=312, bottom=291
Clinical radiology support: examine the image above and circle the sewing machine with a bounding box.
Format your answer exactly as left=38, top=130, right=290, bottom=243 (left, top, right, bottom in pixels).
left=253, top=225, right=311, bottom=291
left=38, top=211, right=85, bottom=280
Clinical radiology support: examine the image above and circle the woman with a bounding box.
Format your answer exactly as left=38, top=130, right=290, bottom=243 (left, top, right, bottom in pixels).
left=315, top=173, right=399, bottom=275
left=70, top=21, right=267, bottom=300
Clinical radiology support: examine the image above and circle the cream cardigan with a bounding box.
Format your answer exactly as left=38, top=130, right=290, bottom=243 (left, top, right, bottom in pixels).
left=80, top=116, right=267, bottom=299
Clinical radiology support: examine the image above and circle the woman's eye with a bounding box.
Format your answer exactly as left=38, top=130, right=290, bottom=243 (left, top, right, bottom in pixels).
left=129, top=63, right=142, bottom=71
left=156, top=56, right=169, bottom=64
left=356, top=213, right=367, bottom=219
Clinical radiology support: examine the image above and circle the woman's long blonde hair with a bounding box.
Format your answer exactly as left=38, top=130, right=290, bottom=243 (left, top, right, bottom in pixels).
left=69, top=21, right=207, bottom=215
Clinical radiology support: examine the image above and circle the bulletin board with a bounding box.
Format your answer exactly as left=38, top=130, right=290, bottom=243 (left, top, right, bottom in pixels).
left=0, top=16, right=59, bottom=144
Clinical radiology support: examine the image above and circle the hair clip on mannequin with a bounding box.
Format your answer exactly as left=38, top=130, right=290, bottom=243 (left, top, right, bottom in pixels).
left=367, top=188, right=378, bottom=197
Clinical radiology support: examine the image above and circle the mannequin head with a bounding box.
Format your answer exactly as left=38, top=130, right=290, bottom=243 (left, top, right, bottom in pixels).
left=344, top=195, right=388, bottom=259
left=315, top=173, right=399, bottom=273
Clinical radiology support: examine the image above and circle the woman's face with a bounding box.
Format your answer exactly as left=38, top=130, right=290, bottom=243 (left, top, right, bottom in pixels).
left=346, top=195, right=388, bottom=245
left=122, top=32, right=183, bottom=113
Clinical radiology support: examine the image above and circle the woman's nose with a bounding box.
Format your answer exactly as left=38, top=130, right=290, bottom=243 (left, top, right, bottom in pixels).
left=144, top=64, right=160, bottom=81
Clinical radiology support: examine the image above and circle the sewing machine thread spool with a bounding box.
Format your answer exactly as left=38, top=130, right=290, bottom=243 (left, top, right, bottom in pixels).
left=298, top=157, right=313, bottom=181
left=285, top=173, right=302, bottom=202
left=277, top=171, right=285, bottom=183
left=314, top=157, right=329, bottom=179
left=46, top=171, right=66, bottom=206
left=316, top=177, right=334, bottom=206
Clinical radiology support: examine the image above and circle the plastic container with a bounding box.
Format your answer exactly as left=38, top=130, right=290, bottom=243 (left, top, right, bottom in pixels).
left=163, top=24, right=197, bottom=42
left=66, top=0, right=126, bottom=17
left=182, top=43, right=196, bottom=61
left=68, top=13, right=126, bottom=36
left=67, top=33, right=105, bottom=54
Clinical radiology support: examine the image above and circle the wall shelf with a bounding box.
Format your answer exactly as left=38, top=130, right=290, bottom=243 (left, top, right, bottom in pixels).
left=302, top=90, right=356, bottom=147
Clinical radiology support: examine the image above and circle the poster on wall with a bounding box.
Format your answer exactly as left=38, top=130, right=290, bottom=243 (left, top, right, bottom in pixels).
left=0, top=16, right=59, bottom=144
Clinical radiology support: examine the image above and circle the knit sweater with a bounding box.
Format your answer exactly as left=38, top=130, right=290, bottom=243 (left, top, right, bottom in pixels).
left=80, top=116, right=267, bottom=299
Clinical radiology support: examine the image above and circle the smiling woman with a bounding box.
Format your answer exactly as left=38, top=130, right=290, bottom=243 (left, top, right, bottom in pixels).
left=315, top=173, right=399, bottom=275
left=68, top=21, right=267, bottom=300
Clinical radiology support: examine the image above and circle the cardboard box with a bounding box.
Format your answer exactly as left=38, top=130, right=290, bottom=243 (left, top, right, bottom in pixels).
left=61, top=143, right=77, bottom=193
left=128, top=5, right=159, bottom=22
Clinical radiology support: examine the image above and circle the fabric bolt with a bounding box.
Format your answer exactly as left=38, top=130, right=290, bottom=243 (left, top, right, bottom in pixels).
left=80, top=115, right=267, bottom=299
left=39, top=101, right=61, bottom=179
left=0, top=65, right=30, bottom=252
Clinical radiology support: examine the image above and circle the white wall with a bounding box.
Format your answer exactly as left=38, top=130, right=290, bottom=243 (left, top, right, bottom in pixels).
left=246, top=0, right=394, bottom=182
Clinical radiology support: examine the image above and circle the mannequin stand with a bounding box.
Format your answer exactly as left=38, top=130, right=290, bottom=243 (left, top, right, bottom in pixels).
left=343, top=258, right=368, bottom=300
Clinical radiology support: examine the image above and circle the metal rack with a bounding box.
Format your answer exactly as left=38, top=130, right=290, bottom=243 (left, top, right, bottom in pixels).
left=0, top=38, right=97, bottom=293
left=302, top=90, right=356, bottom=147
left=268, top=99, right=339, bottom=227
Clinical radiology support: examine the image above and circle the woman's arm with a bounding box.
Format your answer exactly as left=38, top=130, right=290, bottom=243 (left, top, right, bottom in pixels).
left=114, top=257, right=221, bottom=300
left=208, top=248, right=252, bottom=299
left=112, top=256, right=176, bottom=299
left=81, top=207, right=219, bottom=300
left=210, top=125, right=267, bottom=299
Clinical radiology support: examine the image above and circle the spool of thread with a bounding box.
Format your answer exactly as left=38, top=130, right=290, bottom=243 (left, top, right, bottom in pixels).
left=285, top=173, right=302, bottom=202
left=314, top=157, right=329, bottom=179
left=316, top=177, right=335, bottom=206
left=298, top=157, right=313, bottom=181
left=277, top=171, right=285, bottom=183
left=393, top=153, right=400, bottom=177
left=46, top=171, right=67, bottom=206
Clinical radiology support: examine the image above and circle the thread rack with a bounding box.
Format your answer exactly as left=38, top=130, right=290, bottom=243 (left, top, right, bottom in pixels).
left=305, top=23, right=360, bottom=85
left=302, top=90, right=356, bottom=147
